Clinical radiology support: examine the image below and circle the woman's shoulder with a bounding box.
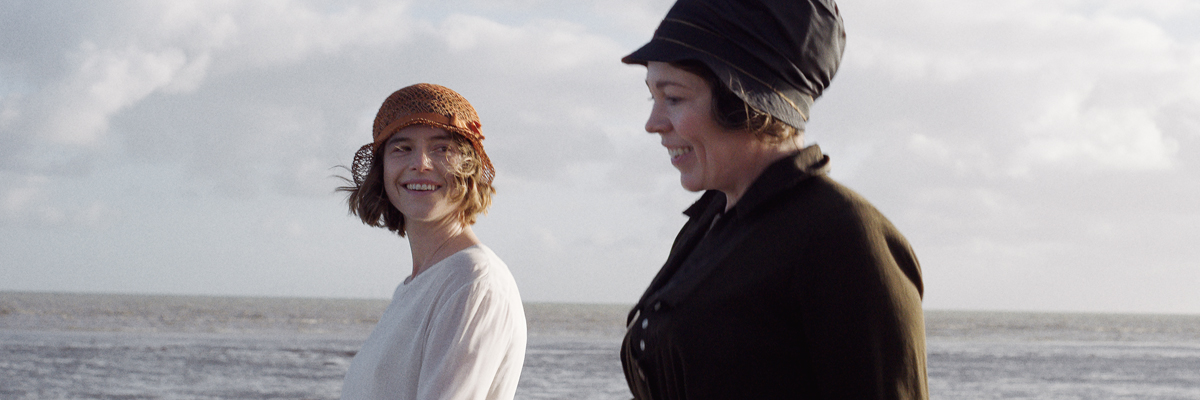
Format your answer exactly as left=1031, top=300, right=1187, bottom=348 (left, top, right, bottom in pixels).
left=775, top=175, right=879, bottom=216
left=771, top=175, right=907, bottom=238
left=445, top=244, right=507, bottom=275
left=440, top=245, right=521, bottom=296
left=439, top=246, right=526, bottom=327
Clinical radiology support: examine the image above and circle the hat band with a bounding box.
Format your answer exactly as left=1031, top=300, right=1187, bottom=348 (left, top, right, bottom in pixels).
left=372, top=112, right=484, bottom=150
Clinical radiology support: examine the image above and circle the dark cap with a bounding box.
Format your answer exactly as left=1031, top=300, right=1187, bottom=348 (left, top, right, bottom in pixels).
left=623, top=0, right=845, bottom=130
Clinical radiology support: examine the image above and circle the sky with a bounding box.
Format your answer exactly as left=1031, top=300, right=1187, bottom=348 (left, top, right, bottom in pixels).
left=2, top=0, right=1199, bottom=314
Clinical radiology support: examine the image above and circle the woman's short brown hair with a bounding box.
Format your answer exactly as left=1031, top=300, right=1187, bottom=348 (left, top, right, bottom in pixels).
left=673, top=60, right=799, bottom=142
left=338, top=129, right=494, bottom=237
left=339, top=83, right=495, bottom=237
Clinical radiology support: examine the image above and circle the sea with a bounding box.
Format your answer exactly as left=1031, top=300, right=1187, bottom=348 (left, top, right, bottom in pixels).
left=2, top=292, right=1198, bottom=399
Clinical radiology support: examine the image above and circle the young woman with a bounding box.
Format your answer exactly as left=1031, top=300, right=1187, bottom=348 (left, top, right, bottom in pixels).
left=338, top=83, right=525, bottom=400
left=620, top=0, right=929, bottom=399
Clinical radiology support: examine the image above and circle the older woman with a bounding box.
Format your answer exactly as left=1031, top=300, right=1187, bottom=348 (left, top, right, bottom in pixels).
left=338, top=83, right=525, bottom=400
left=620, top=1, right=928, bottom=399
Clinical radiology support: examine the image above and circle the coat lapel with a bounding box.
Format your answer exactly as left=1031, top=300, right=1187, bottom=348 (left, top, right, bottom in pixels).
left=640, top=146, right=831, bottom=311
left=630, top=191, right=723, bottom=317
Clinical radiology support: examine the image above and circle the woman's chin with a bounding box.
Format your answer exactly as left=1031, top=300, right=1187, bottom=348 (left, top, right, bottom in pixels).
left=678, top=177, right=705, bottom=193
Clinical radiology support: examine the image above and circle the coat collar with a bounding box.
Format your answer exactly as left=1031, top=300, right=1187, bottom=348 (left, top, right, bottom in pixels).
left=681, top=145, right=828, bottom=219
left=731, top=144, right=829, bottom=219
left=631, top=145, right=830, bottom=316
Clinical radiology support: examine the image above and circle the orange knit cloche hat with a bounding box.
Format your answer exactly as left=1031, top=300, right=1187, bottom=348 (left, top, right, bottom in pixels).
left=351, top=83, right=493, bottom=186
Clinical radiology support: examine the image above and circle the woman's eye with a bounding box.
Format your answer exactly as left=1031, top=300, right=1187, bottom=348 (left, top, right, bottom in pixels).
left=649, top=94, right=682, bottom=105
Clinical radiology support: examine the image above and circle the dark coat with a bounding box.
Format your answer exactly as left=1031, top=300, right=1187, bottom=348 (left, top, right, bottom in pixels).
left=621, top=146, right=927, bottom=400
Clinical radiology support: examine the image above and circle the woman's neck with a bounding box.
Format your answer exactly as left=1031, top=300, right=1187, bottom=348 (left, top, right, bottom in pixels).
left=405, top=218, right=480, bottom=278
left=721, top=137, right=803, bottom=211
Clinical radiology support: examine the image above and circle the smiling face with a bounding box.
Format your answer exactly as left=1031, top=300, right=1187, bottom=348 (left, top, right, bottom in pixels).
left=381, top=125, right=465, bottom=227
left=644, top=61, right=764, bottom=195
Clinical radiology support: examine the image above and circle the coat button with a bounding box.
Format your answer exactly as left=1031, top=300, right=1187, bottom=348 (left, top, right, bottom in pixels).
left=641, top=318, right=649, bottom=329
left=653, top=302, right=661, bottom=311
left=639, top=340, right=646, bottom=351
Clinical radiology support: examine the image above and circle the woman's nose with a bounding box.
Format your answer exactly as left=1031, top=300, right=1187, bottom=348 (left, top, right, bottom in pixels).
left=411, top=150, right=434, bottom=171
left=645, top=105, right=669, bottom=134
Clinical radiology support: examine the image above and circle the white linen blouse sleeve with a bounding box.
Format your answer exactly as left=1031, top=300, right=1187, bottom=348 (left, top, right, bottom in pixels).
left=416, top=278, right=524, bottom=400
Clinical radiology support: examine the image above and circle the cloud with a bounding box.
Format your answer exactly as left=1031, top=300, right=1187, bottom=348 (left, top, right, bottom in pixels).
left=3, top=0, right=1198, bottom=312
left=45, top=43, right=197, bottom=145
left=385, top=11, right=653, bottom=183
left=837, top=0, right=1200, bottom=175
left=805, top=0, right=1200, bottom=313
left=210, top=1, right=416, bottom=67
left=84, top=1, right=641, bottom=185
left=0, top=0, right=416, bottom=173
left=2, top=0, right=664, bottom=200
left=1017, top=99, right=1179, bottom=172
left=0, top=172, right=120, bottom=228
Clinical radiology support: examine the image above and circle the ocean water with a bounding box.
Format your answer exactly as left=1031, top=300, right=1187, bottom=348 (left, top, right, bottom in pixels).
left=2, top=292, right=1199, bottom=399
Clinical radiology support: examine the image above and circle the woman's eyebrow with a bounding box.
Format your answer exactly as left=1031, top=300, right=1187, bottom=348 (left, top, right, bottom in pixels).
left=385, top=135, right=410, bottom=146
left=386, top=132, right=454, bottom=147
left=654, top=81, right=676, bottom=90
left=650, top=79, right=685, bottom=90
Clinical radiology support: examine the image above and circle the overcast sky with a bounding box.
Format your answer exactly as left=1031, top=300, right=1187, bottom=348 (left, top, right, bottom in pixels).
left=3, top=0, right=1198, bottom=314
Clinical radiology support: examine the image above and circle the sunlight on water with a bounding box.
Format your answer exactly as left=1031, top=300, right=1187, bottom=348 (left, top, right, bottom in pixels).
left=2, top=293, right=1199, bottom=399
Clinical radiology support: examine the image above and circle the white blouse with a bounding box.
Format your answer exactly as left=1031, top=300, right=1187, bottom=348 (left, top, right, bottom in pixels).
left=341, top=245, right=526, bottom=400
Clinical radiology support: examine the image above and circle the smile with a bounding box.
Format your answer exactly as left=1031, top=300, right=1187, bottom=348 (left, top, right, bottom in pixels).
left=668, top=147, right=693, bottom=159
left=405, top=183, right=440, bottom=191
